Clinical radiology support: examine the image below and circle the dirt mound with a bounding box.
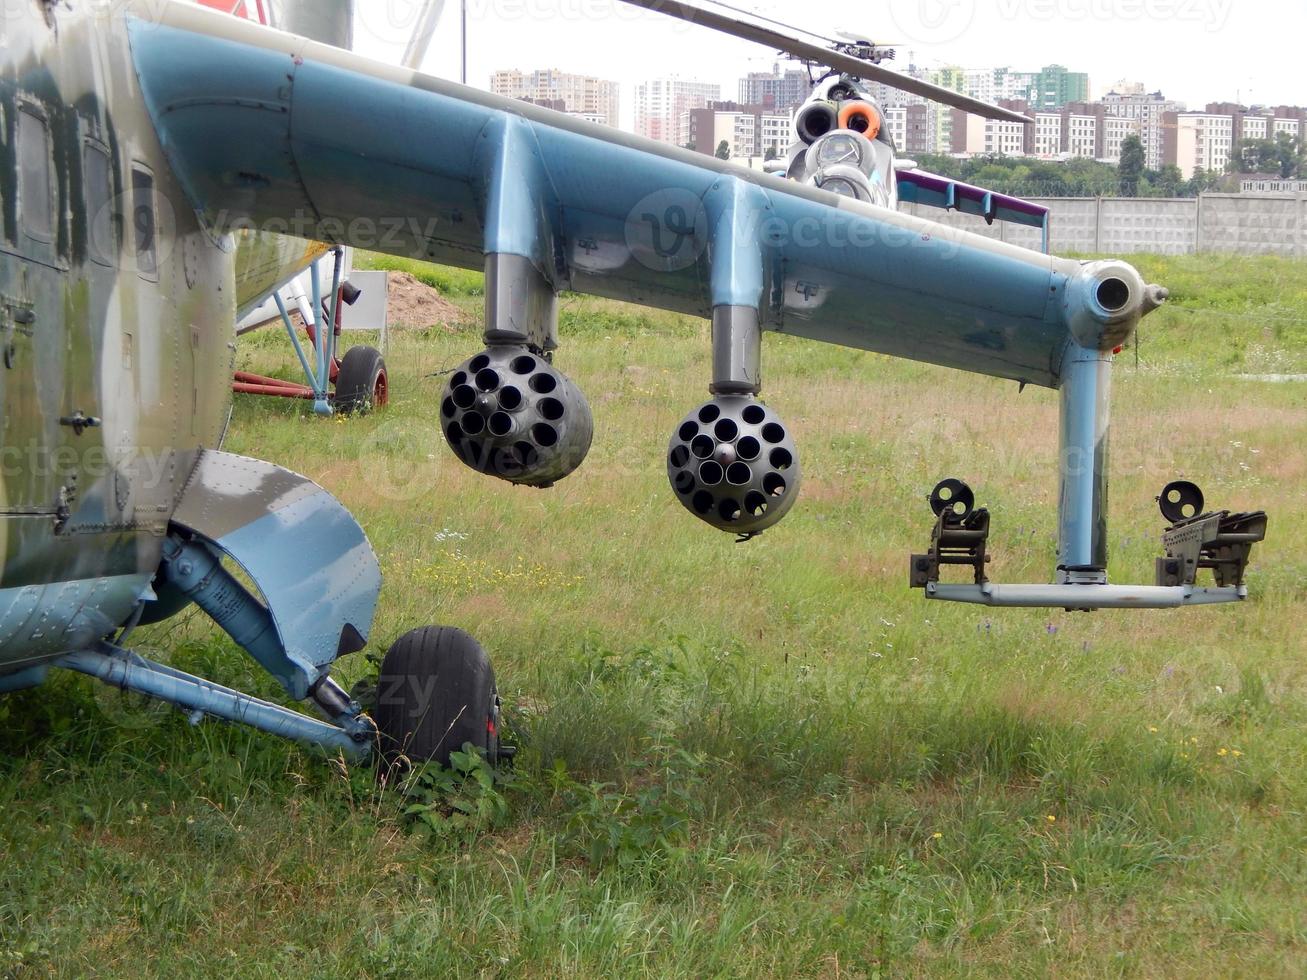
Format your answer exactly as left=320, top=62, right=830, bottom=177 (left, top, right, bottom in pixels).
left=385, top=271, right=466, bottom=330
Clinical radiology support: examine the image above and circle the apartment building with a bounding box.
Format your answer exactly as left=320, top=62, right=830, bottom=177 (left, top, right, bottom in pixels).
left=682, top=102, right=794, bottom=159
left=1100, top=89, right=1185, bottom=169
left=739, top=66, right=810, bottom=112
left=1034, top=65, right=1090, bottom=109
left=490, top=69, right=620, bottom=127
left=635, top=77, right=721, bottom=144
left=1166, top=112, right=1235, bottom=175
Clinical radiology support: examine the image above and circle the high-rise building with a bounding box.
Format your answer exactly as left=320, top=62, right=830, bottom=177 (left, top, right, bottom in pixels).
left=1166, top=112, right=1235, bottom=176
left=1270, top=107, right=1305, bottom=139
left=1032, top=112, right=1063, bottom=157
left=1035, top=65, right=1090, bottom=109
left=949, top=100, right=1034, bottom=158
left=880, top=104, right=939, bottom=155
left=490, top=69, right=620, bottom=127
left=1101, top=115, right=1143, bottom=163
left=1161, top=104, right=1306, bottom=175
left=931, top=66, right=967, bottom=96
left=883, top=107, right=908, bottom=152
left=994, top=68, right=1040, bottom=104
left=903, top=104, right=940, bottom=155
left=635, top=77, right=721, bottom=145
left=1064, top=103, right=1104, bottom=159
left=1101, top=89, right=1185, bottom=169
left=682, top=101, right=793, bottom=159
left=739, top=65, right=811, bottom=112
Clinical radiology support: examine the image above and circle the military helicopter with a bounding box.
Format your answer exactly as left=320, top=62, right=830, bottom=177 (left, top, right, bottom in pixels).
left=0, top=0, right=1265, bottom=766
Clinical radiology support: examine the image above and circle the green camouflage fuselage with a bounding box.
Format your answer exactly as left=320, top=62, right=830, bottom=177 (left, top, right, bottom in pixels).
left=0, top=4, right=249, bottom=669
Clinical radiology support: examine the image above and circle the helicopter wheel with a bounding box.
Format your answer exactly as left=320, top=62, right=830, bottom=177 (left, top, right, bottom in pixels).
left=372, top=626, right=501, bottom=768
left=334, top=345, right=388, bottom=414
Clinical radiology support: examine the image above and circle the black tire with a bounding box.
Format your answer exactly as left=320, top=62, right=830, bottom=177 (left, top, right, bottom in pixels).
left=335, top=345, right=388, bottom=414
left=373, top=626, right=499, bottom=767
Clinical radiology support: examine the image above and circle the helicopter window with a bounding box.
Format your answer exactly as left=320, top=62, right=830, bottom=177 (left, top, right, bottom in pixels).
left=17, top=107, right=53, bottom=242
left=84, top=142, right=116, bottom=266
left=131, top=166, right=157, bottom=278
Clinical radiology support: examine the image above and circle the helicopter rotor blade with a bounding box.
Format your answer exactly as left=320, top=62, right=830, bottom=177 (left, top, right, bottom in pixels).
left=615, top=0, right=1031, bottom=125
left=834, top=29, right=904, bottom=45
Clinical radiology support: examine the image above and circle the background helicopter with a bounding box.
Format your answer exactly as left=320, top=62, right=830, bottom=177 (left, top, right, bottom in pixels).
left=0, top=0, right=1263, bottom=766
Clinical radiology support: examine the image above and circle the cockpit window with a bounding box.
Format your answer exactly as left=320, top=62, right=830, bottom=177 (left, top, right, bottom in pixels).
left=18, top=108, right=52, bottom=241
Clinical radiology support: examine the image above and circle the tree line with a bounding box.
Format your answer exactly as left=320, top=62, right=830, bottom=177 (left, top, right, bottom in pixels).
left=913, top=132, right=1306, bottom=200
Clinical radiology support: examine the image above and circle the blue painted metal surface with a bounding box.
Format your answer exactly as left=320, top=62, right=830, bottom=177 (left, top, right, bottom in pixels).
left=1057, top=343, right=1113, bottom=572
left=0, top=664, right=49, bottom=694
left=169, top=451, right=382, bottom=692
left=703, top=177, right=768, bottom=311
left=58, top=646, right=371, bottom=759
left=160, top=535, right=316, bottom=698
left=127, top=16, right=1153, bottom=390
left=475, top=114, right=561, bottom=277
left=275, top=291, right=323, bottom=394
left=309, top=261, right=333, bottom=415
left=0, top=574, right=154, bottom=664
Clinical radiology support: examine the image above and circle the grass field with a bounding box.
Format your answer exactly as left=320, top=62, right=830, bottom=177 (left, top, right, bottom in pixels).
left=2, top=254, right=1305, bottom=977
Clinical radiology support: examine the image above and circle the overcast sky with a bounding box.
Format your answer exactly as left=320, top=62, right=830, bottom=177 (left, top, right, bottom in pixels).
left=351, top=0, right=1304, bottom=128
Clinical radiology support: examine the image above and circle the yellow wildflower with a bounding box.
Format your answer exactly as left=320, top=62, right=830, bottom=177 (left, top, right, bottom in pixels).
left=1217, top=748, right=1229, bottom=757
left=1046, top=815, right=1057, bottom=824
left=932, top=832, right=943, bottom=840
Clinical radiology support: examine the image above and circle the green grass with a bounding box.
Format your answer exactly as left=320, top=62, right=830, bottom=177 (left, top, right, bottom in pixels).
left=353, top=252, right=486, bottom=297
left=3, top=254, right=1306, bottom=977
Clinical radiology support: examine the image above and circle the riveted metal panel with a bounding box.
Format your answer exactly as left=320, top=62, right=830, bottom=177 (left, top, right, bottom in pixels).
left=171, top=450, right=381, bottom=674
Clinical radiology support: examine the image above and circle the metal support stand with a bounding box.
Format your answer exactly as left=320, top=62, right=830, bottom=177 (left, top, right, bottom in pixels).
left=1057, top=343, right=1112, bottom=584
left=710, top=306, right=762, bottom=396
left=910, top=477, right=1266, bottom=611
left=483, top=252, right=558, bottom=352
left=910, top=479, right=991, bottom=589
left=233, top=248, right=348, bottom=411
left=160, top=534, right=316, bottom=699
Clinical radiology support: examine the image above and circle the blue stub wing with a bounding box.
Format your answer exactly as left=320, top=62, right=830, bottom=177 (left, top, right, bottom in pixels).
left=128, top=4, right=1146, bottom=389
left=896, top=170, right=1051, bottom=249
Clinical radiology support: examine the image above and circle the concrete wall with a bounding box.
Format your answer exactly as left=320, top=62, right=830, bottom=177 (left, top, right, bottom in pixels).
left=901, top=194, right=1307, bottom=257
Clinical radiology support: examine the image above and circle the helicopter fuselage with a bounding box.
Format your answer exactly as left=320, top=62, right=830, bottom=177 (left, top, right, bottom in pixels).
left=0, top=5, right=233, bottom=673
